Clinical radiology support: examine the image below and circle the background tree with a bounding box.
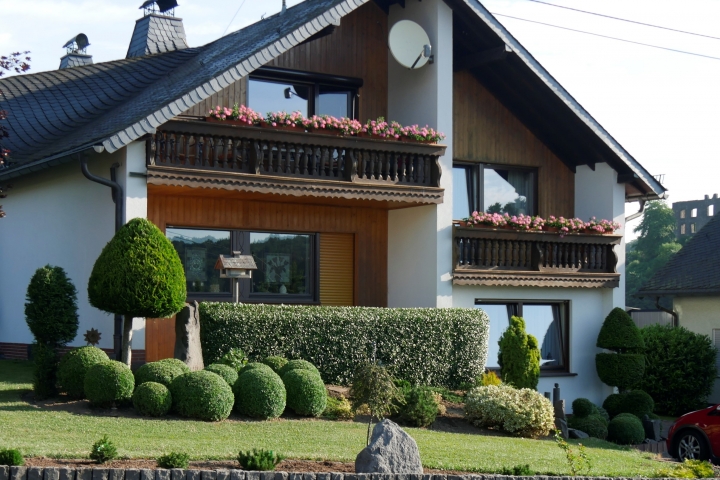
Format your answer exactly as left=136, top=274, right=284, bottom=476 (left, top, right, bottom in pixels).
left=498, top=316, right=540, bottom=389
left=88, top=218, right=186, bottom=366
left=0, top=51, right=31, bottom=218
left=25, top=265, right=79, bottom=399
left=626, top=201, right=682, bottom=309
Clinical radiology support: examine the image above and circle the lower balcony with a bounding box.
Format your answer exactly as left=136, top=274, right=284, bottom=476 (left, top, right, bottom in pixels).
left=453, top=226, right=621, bottom=288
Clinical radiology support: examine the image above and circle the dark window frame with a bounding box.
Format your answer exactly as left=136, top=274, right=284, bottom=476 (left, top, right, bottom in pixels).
left=249, top=66, right=363, bottom=119
left=475, top=299, right=570, bottom=374
left=453, top=161, right=538, bottom=220
left=167, top=225, right=320, bottom=304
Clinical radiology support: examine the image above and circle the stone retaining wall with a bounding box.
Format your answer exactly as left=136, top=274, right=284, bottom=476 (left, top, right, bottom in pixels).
left=0, top=466, right=680, bottom=480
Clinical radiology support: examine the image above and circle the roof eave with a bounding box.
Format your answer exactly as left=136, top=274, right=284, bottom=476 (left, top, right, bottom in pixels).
left=636, top=288, right=720, bottom=298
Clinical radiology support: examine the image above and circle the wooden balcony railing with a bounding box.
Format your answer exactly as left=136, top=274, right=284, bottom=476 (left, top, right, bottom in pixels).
left=453, top=226, right=622, bottom=288
left=145, top=119, right=445, bottom=205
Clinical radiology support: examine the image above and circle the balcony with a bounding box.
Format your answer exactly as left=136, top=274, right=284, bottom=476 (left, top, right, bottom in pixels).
left=453, top=226, right=622, bottom=288
left=146, top=118, right=445, bottom=207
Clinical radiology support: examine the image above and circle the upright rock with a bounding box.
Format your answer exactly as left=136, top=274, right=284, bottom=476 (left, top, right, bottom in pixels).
left=174, top=301, right=204, bottom=371
left=355, top=419, right=423, bottom=474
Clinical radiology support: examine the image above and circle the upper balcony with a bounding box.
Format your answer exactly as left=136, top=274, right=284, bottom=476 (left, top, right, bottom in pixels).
left=146, top=118, right=445, bottom=208
left=453, top=226, right=622, bottom=288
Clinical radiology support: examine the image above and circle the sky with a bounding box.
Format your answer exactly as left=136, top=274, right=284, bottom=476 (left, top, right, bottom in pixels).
left=1, top=0, right=719, bottom=238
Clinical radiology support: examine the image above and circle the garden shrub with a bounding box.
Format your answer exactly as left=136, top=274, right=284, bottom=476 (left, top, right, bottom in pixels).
left=656, top=460, right=716, bottom=479
left=399, top=386, right=441, bottom=428
left=322, top=395, right=354, bottom=420
left=477, top=370, right=502, bottom=387
left=57, top=346, right=109, bottom=399
left=134, top=359, right=190, bottom=388
left=132, top=382, right=172, bottom=417
left=498, top=316, right=540, bottom=389
left=571, top=398, right=595, bottom=418
left=595, top=404, right=610, bottom=423
left=602, top=390, right=655, bottom=419
left=90, top=435, right=118, bottom=464
left=602, top=393, right=624, bottom=418
left=24, top=265, right=79, bottom=399
left=205, top=363, right=239, bottom=386
left=500, top=465, right=534, bottom=476
left=84, top=360, right=135, bottom=408
left=607, top=413, right=645, bottom=445
left=240, top=362, right=273, bottom=375
left=170, top=370, right=234, bottom=421
left=219, top=348, right=248, bottom=372
left=595, top=308, right=645, bottom=391
left=262, top=356, right=288, bottom=374
left=199, top=303, right=489, bottom=388
left=640, top=324, right=717, bottom=416
left=0, top=448, right=24, bottom=466
left=278, top=359, right=321, bottom=379
left=282, top=369, right=327, bottom=417
left=237, top=449, right=284, bottom=471
left=464, top=384, right=554, bottom=438
left=567, top=413, right=608, bottom=439
left=157, top=452, right=190, bottom=469
left=233, top=368, right=286, bottom=419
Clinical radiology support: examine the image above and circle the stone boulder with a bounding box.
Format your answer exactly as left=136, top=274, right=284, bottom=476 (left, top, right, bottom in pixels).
left=568, top=428, right=589, bottom=439
left=174, top=301, right=204, bottom=371
left=355, top=419, right=423, bottom=474
left=555, top=418, right=569, bottom=439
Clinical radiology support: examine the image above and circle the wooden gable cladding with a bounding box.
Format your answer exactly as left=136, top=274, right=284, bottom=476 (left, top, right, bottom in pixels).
left=182, top=2, right=388, bottom=121
left=320, top=233, right=355, bottom=306
left=147, top=185, right=387, bottom=307
left=453, top=70, right=575, bottom=218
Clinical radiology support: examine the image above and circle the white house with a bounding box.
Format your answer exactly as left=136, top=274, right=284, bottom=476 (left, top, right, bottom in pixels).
left=0, top=0, right=666, bottom=405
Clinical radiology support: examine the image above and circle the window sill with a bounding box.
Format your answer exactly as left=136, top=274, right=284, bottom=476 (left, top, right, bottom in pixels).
left=540, top=371, right=578, bottom=377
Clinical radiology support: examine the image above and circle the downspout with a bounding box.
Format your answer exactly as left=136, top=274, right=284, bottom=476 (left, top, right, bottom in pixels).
left=655, top=296, right=678, bottom=328
left=80, top=151, right=125, bottom=360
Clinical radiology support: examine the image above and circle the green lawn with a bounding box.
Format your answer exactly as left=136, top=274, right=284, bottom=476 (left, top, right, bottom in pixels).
left=0, top=360, right=665, bottom=476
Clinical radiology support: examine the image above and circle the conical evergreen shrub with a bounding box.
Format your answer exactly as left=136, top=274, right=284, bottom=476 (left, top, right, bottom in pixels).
left=595, top=307, right=645, bottom=391
left=498, top=316, right=540, bottom=389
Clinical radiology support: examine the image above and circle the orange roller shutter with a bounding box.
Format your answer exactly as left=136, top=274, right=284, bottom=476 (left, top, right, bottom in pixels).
left=320, top=233, right=355, bottom=306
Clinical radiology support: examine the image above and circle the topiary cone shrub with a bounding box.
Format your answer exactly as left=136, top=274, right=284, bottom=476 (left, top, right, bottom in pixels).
left=88, top=218, right=186, bottom=366
left=498, top=316, right=540, bottom=389
left=24, top=265, right=79, bottom=399
left=595, top=307, right=645, bottom=392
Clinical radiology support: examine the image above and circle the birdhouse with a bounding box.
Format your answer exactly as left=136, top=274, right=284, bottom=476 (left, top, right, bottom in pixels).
left=215, top=251, right=257, bottom=279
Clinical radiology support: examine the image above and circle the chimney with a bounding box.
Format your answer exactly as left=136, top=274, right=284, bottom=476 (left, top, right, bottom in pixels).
left=127, top=0, right=188, bottom=59
left=59, top=34, right=93, bottom=69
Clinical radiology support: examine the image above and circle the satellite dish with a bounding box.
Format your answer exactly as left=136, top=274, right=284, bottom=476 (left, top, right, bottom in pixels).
left=388, top=20, right=432, bottom=70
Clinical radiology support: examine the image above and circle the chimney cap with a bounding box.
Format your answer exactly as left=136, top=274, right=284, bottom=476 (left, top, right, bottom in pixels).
left=140, top=0, right=178, bottom=15
left=63, top=33, right=90, bottom=53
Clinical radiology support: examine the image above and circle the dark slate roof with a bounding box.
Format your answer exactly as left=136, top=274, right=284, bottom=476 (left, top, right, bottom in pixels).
left=639, top=214, right=720, bottom=296
left=0, top=0, right=364, bottom=180
left=127, top=14, right=189, bottom=58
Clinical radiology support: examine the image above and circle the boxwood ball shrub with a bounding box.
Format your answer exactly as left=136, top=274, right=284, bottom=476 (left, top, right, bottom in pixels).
left=602, top=390, right=654, bottom=418
left=170, top=370, right=234, bottom=421
left=262, top=356, right=288, bottom=374
left=205, top=363, right=239, bottom=386
left=497, top=316, right=540, bottom=390
left=607, top=413, right=645, bottom=445
left=57, top=346, right=109, bottom=399
left=572, top=398, right=595, bottom=418
left=464, top=384, right=554, bottom=438
left=132, top=381, right=172, bottom=417
left=84, top=360, right=135, bottom=408
left=596, top=307, right=645, bottom=391
left=399, top=386, right=441, bottom=428
left=567, top=414, right=608, bottom=440
left=282, top=369, right=327, bottom=416
left=199, top=303, right=489, bottom=388
left=134, top=358, right=190, bottom=388
left=234, top=368, right=286, bottom=419
left=240, top=362, right=274, bottom=375
left=278, top=359, right=321, bottom=379
left=641, top=324, right=717, bottom=416
left=0, top=448, right=24, bottom=466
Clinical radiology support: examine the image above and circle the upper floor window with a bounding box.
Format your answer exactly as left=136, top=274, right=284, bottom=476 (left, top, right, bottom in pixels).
left=691, top=208, right=698, bottom=218
left=709, top=205, right=715, bottom=217
left=680, top=224, right=686, bottom=235
left=248, top=67, right=362, bottom=119
left=680, top=209, right=686, bottom=219
left=453, top=162, right=536, bottom=220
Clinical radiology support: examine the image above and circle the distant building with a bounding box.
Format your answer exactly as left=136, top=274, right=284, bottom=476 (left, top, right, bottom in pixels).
left=674, top=194, right=718, bottom=239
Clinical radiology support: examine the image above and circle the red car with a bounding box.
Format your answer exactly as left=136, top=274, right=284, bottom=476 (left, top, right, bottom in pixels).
left=667, top=404, right=720, bottom=462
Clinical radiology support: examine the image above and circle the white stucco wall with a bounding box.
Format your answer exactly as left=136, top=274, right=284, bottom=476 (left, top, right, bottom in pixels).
left=387, top=0, right=454, bottom=307
left=674, top=296, right=720, bottom=403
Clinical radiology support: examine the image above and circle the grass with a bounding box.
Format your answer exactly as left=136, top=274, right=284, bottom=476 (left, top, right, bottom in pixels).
left=0, top=360, right=666, bottom=476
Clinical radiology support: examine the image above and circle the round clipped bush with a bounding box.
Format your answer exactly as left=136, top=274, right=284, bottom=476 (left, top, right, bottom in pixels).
left=572, top=398, right=595, bottom=418
left=170, top=370, right=234, bottom=421
left=84, top=360, right=135, bottom=408
left=607, top=413, right=645, bottom=445
left=622, top=389, right=655, bottom=418
left=205, top=363, right=239, bottom=386
left=464, top=384, right=555, bottom=438
left=133, top=381, right=172, bottom=417
left=278, top=359, right=321, bottom=379
left=263, top=356, right=288, bottom=374
left=240, top=362, right=274, bottom=375
left=234, top=368, right=286, bottom=419
left=568, top=413, right=608, bottom=439
left=283, top=369, right=327, bottom=417
left=57, top=346, right=109, bottom=398
left=602, top=393, right=624, bottom=418
left=134, top=359, right=190, bottom=388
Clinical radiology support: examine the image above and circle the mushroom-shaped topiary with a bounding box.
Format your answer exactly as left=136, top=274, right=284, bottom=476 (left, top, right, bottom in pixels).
left=133, top=381, right=172, bottom=417
left=283, top=369, right=327, bottom=416
left=234, top=368, right=286, bottom=419
left=170, top=370, right=234, bottom=421
left=205, top=363, right=239, bottom=386
left=84, top=360, right=135, bottom=408
left=88, top=218, right=186, bottom=367
left=278, top=359, right=321, bottom=379
left=57, top=346, right=109, bottom=399
left=134, top=359, right=190, bottom=388
left=596, top=308, right=645, bottom=392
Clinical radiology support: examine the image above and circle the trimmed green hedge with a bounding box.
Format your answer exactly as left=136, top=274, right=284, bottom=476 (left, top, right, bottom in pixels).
left=199, top=303, right=489, bottom=387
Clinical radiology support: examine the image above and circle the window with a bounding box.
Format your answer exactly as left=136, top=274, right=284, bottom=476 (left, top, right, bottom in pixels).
left=248, top=67, right=362, bottom=119
left=691, top=208, right=698, bottom=218
left=453, top=163, right=537, bottom=220
left=709, top=205, right=715, bottom=217
left=691, top=223, right=697, bottom=233
left=476, top=300, right=569, bottom=373
left=680, top=224, right=686, bottom=235
left=166, top=227, right=318, bottom=303
left=680, top=209, right=686, bottom=219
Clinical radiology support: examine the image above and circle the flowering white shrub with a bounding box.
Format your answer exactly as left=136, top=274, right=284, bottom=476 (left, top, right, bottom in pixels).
left=199, top=303, right=489, bottom=388
left=464, top=384, right=555, bottom=438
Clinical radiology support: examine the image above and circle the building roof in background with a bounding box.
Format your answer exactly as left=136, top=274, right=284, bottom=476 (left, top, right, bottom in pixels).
left=639, top=214, right=720, bottom=296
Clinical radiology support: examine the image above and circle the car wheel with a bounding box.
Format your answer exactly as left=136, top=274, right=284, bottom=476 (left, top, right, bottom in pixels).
left=676, top=431, right=710, bottom=461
